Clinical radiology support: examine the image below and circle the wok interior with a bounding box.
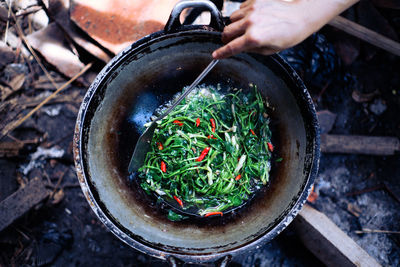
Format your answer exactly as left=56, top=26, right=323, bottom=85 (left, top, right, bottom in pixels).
left=83, top=34, right=311, bottom=255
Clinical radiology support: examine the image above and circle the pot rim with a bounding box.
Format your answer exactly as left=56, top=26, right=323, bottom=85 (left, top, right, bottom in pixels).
left=73, top=26, right=320, bottom=263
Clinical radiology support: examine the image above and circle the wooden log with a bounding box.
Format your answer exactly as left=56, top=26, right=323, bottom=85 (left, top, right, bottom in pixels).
left=0, top=177, right=50, bottom=232
left=321, top=134, right=400, bottom=156
left=328, top=16, right=400, bottom=57
left=293, top=204, right=381, bottom=267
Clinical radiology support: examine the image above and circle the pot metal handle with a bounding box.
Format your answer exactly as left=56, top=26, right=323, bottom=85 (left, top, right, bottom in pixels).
left=165, top=0, right=224, bottom=33
left=167, top=255, right=232, bottom=267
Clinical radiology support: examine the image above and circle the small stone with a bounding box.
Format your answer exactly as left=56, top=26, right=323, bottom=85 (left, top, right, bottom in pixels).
left=317, top=110, right=337, bottom=134
left=5, top=31, right=30, bottom=57
left=369, top=98, right=387, bottom=115
left=5, top=31, right=21, bottom=49
left=42, top=105, right=62, bottom=117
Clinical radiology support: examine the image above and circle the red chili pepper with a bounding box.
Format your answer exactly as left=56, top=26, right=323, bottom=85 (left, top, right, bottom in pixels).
left=160, top=161, right=167, bottom=172
left=250, top=129, right=256, bottom=136
left=196, top=118, right=200, bottom=127
left=156, top=142, right=164, bottom=150
left=235, top=174, right=242, bottom=181
left=204, top=211, right=223, bottom=217
left=173, top=195, right=184, bottom=208
left=196, top=147, right=210, bottom=162
left=210, top=118, right=216, bottom=133
left=173, top=120, right=183, bottom=126
left=267, top=142, right=274, bottom=152
left=207, top=135, right=217, bottom=139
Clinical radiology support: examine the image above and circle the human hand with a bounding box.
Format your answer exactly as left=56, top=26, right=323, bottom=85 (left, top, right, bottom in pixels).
left=212, top=0, right=359, bottom=59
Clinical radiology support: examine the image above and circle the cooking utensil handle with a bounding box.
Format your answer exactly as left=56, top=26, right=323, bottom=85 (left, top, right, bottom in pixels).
left=165, top=0, right=224, bottom=33
left=154, top=58, right=219, bottom=122
left=167, top=255, right=232, bottom=267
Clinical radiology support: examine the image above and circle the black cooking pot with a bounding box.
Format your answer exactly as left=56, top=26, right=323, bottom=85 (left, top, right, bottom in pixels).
left=73, top=0, right=320, bottom=265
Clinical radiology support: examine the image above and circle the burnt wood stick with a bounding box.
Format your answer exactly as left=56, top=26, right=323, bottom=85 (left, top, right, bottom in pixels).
left=0, top=177, right=50, bottom=232
left=321, top=134, right=400, bottom=155
left=0, top=142, right=25, bottom=157
left=0, top=140, right=39, bottom=158
left=293, top=204, right=381, bottom=267
left=328, top=16, right=400, bottom=57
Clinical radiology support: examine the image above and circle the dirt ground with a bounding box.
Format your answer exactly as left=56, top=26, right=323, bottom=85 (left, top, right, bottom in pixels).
left=1, top=0, right=399, bottom=266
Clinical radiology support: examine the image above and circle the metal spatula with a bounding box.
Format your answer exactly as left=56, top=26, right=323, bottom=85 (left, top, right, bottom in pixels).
left=128, top=59, right=219, bottom=173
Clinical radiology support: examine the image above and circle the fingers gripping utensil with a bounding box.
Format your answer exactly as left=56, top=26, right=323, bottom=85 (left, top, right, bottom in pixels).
left=128, top=59, right=219, bottom=173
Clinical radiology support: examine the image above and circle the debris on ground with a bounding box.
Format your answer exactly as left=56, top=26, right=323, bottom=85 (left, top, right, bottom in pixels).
left=26, top=22, right=85, bottom=80
left=69, top=0, right=179, bottom=54
left=317, top=110, right=337, bottom=134
left=0, top=0, right=399, bottom=266
left=0, top=177, right=50, bottom=232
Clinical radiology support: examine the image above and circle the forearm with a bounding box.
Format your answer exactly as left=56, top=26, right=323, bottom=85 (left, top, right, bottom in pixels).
left=213, top=0, right=360, bottom=59
left=298, top=0, right=360, bottom=34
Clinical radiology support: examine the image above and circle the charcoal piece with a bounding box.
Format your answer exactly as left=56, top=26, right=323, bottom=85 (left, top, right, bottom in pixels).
left=41, top=222, right=73, bottom=248
left=34, top=222, right=73, bottom=266
left=279, top=33, right=345, bottom=89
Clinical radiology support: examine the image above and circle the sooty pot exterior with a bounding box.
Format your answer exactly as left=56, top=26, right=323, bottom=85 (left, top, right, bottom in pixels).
left=74, top=0, right=320, bottom=264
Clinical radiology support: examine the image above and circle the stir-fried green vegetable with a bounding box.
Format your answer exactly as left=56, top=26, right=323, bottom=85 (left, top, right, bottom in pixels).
left=138, top=84, right=273, bottom=217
